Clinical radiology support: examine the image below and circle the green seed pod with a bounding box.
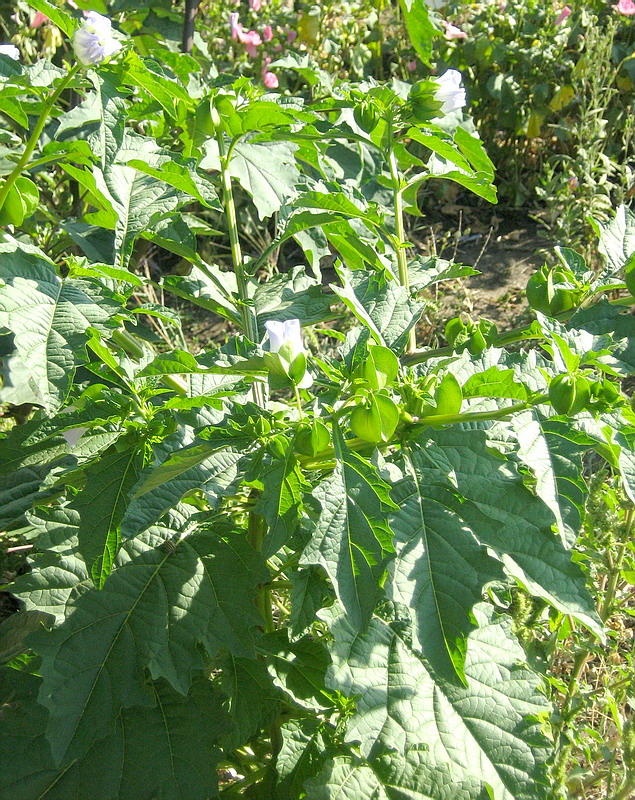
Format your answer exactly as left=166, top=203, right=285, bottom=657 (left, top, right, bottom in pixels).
left=590, top=378, right=621, bottom=409
left=268, top=433, right=289, bottom=459
left=0, top=177, right=39, bottom=227
left=254, top=416, right=272, bottom=437
left=353, top=100, right=379, bottom=133
left=445, top=316, right=468, bottom=349
left=350, top=402, right=383, bottom=444
left=295, top=419, right=331, bottom=456
left=526, top=265, right=581, bottom=316
left=350, top=394, right=399, bottom=444
left=352, top=345, right=399, bottom=391
left=549, top=374, right=591, bottom=415
left=466, top=326, right=487, bottom=356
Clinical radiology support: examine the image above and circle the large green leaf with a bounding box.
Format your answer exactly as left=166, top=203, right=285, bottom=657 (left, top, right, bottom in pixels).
left=0, top=670, right=230, bottom=800
left=201, top=138, right=301, bottom=219
left=256, top=450, right=307, bottom=558
left=0, top=461, right=69, bottom=529
left=218, top=653, right=284, bottom=748
left=331, top=266, right=424, bottom=353
left=595, top=203, right=635, bottom=281
left=69, top=445, right=144, bottom=587
left=411, top=426, right=602, bottom=637
left=493, top=412, right=591, bottom=548
left=300, top=426, right=396, bottom=630
left=91, top=164, right=182, bottom=266
left=276, top=719, right=331, bottom=798
left=306, top=754, right=485, bottom=800
left=0, top=610, right=54, bottom=664
left=162, top=263, right=239, bottom=322
left=10, top=507, right=94, bottom=623
left=121, top=408, right=253, bottom=537
left=32, top=528, right=267, bottom=766
left=0, top=241, right=122, bottom=412
left=398, top=0, right=437, bottom=64
left=253, top=265, right=333, bottom=335
left=566, top=299, right=635, bottom=375
left=320, top=603, right=550, bottom=800
left=387, top=442, right=505, bottom=683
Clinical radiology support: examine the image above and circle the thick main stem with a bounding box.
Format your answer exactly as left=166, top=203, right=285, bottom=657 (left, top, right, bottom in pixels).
left=388, top=148, right=416, bottom=353
left=0, top=63, right=81, bottom=211
left=216, top=130, right=264, bottom=407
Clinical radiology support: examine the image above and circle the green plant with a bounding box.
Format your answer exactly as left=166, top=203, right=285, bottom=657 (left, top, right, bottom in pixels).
left=0, top=3, right=634, bottom=799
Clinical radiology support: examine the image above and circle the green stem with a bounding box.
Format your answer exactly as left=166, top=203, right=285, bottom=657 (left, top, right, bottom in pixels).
left=216, top=132, right=255, bottom=342
left=216, top=130, right=264, bottom=407
left=408, top=396, right=547, bottom=432
left=401, top=325, right=545, bottom=367
left=298, top=397, right=548, bottom=470
left=293, top=384, right=304, bottom=418
left=218, top=765, right=268, bottom=795
left=599, top=506, right=634, bottom=622
left=0, top=62, right=81, bottom=211
left=388, top=146, right=416, bottom=353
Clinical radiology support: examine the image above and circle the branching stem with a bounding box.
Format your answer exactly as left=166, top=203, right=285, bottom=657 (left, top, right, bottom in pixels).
left=0, top=63, right=81, bottom=212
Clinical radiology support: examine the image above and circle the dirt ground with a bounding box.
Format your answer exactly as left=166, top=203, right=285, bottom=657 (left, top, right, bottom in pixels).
left=414, top=204, right=549, bottom=334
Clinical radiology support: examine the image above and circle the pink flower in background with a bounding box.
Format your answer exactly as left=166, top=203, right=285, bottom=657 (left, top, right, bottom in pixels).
left=229, top=12, right=262, bottom=56
left=229, top=12, right=242, bottom=40
left=407, top=59, right=417, bottom=72
left=249, top=0, right=262, bottom=11
left=262, top=57, right=279, bottom=88
left=263, top=24, right=273, bottom=41
left=287, top=28, right=297, bottom=44
left=616, top=0, right=635, bottom=14
left=443, top=21, right=467, bottom=40
left=242, top=29, right=262, bottom=57
left=554, top=6, right=572, bottom=25
left=30, top=10, right=49, bottom=28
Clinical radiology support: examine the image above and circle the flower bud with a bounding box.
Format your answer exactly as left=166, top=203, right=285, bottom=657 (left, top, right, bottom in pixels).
left=73, top=11, right=122, bottom=67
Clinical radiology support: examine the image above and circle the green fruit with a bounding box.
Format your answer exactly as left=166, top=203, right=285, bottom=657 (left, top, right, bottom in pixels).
left=353, top=100, right=379, bottom=133
left=467, top=327, right=487, bottom=356
left=268, top=434, right=289, bottom=459
left=350, top=394, right=399, bottom=444
left=0, top=177, right=39, bottom=227
left=352, top=345, right=399, bottom=391
left=434, top=373, right=462, bottom=415
left=526, top=265, right=581, bottom=316
left=445, top=316, right=467, bottom=348
left=590, top=378, right=620, bottom=408
left=407, top=80, right=442, bottom=121
left=549, top=374, right=591, bottom=415
left=295, top=420, right=331, bottom=456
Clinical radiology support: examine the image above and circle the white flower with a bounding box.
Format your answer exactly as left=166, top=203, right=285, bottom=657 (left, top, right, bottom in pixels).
left=73, top=11, right=121, bottom=67
left=265, top=319, right=313, bottom=389
left=265, top=319, right=304, bottom=357
left=434, top=69, right=466, bottom=115
left=0, top=44, right=19, bottom=60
